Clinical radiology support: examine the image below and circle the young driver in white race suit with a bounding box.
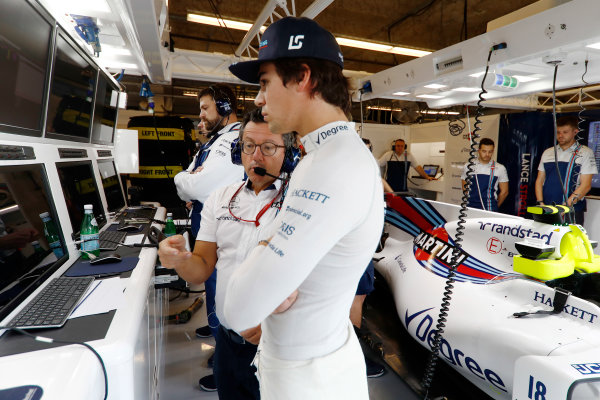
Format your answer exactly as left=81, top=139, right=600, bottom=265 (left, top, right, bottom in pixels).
left=227, top=17, right=384, bottom=400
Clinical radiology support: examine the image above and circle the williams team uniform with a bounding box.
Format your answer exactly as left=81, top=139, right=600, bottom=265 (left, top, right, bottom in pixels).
left=174, top=121, right=244, bottom=338
left=196, top=178, right=286, bottom=399
left=377, top=150, right=418, bottom=192
left=538, top=143, right=598, bottom=212
left=461, top=160, right=508, bottom=212
left=224, top=121, right=384, bottom=400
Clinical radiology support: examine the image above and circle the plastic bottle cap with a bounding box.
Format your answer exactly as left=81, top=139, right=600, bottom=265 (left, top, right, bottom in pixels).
left=167, top=213, right=173, bottom=217
left=32, top=241, right=39, bottom=245
left=84, top=204, right=93, bottom=210
left=39, top=212, right=50, bottom=219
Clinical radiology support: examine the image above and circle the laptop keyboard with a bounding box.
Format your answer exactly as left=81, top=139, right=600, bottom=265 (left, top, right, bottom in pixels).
left=7, top=276, right=95, bottom=329
left=99, top=230, right=127, bottom=251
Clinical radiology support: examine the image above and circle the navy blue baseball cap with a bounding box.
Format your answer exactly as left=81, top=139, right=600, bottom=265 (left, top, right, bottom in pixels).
left=229, top=17, right=344, bottom=84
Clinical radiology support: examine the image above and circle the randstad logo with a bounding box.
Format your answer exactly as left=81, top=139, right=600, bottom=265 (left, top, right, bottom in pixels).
left=288, top=35, right=304, bottom=50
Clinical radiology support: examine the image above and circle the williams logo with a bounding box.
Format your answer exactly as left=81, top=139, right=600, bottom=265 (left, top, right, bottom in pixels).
left=288, top=35, right=304, bottom=50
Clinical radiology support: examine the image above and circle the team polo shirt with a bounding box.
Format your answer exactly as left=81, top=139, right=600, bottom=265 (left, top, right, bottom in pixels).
left=461, top=159, right=508, bottom=211
left=224, top=121, right=385, bottom=361
left=538, top=143, right=598, bottom=211
left=196, top=178, right=284, bottom=330
left=377, top=150, right=418, bottom=170
left=174, top=122, right=244, bottom=203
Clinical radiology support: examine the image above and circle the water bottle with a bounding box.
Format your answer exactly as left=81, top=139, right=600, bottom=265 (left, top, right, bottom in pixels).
left=164, top=213, right=176, bottom=237
left=39, top=212, right=64, bottom=258
left=80, top=204, right=100, bottom=259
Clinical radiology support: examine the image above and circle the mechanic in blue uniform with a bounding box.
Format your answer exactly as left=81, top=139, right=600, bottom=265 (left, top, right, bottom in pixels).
left=535, top=115, right=598, bottom=225
left=173, top=84, right=244, bottom=391
left=461, top=138, right=509, bottom=212
left=377, top=139, right=433, bottom=192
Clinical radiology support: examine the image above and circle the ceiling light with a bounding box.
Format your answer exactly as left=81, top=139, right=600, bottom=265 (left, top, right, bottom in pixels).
left=183, top=91, right=198, bottom=97
left=417, top=94, right=443, bottom=99
left=101, top=61, right=139, bottom=70
left=367, top=106, right=403, bottom=112
left=52, top=0, right=111, bottom=13
left=238, top=96, right=256, bottom=102
left=418, top=110, right=460, bottom=115
left=186, top=13, right=430, bottom=58
left=512, top=75, right=540, bottom=83
left=469, top=71, right=485, bottom=78
left=187, top=13, right=266, bottom=32
left=393, top=91, right=410, bottom=96
left=336, top=37, right=430, bottom=57
left=586, top=42, right=600, bottom=49
left=424, top=84, right=447, bottom=89
left=100, top=45, right=132, bottom=56
left=453, top=87, right=481, bottom=92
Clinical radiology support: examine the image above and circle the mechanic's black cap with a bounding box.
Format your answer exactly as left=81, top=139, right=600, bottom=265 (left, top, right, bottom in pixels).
left=229, top=17, right=344, bottom=84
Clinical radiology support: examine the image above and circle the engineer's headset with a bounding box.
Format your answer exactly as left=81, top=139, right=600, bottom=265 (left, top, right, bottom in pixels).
left=209, top=85, right=233, bottom=117
left=392, top=139, right=407, bottom=151
left=230, top=138, right=301, bottom=174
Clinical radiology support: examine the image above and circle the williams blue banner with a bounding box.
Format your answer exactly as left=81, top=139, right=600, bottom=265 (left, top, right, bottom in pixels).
left=497, top=112, right=554, bottom=217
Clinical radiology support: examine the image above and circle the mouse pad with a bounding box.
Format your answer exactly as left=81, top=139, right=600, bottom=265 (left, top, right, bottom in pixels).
left=106, top=223, right=144, bottom=233
left=0, top=386, right=43, bottom=400
left=65, top=256, right=139, bottom=277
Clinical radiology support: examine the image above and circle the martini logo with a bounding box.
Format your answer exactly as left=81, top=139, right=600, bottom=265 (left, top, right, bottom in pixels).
left=414, top=228, right=467, bottom=266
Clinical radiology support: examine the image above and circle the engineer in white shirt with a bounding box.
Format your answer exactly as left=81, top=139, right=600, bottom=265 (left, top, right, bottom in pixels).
left=158, top=108, right=298, bottom=399
left=227, top=16, right=384, bottom=400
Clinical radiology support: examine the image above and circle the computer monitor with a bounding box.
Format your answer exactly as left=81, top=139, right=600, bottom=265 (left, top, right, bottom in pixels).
left=91, top=73, right=120, bottom=145
left=0, top=164, right=68, bottom=322
left=56, top=161, right=106, bottom=235
left=423, top=164, right=440, bottom=177
left=0, top=0, right=53, bottom=136
left=97, top=159, right=126, bottom=213
left=45, top=30, right=97, bottom=142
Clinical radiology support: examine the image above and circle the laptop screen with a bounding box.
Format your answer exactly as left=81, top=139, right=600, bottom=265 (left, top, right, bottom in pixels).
left=423, top=165, right=439, bottom=177
left=56, top=161, right=106, bottom=234
left=97, top=159, right=125, bottom=213
left=0, top=164, right=68, bottom=321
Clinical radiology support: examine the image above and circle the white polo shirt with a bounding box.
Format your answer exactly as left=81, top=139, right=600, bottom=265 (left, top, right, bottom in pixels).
left=196, top=178, right=284, bottom=330
left=224, top=121, right=385, bottom=361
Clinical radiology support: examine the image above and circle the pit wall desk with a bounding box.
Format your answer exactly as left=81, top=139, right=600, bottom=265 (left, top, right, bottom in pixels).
left=0, top=208, right=167, bottom=399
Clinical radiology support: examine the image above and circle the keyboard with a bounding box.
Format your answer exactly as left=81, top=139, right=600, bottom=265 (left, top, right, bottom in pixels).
left=7, top=276, right=95, bottom=329
left=99, top=230, right=127, bottom=251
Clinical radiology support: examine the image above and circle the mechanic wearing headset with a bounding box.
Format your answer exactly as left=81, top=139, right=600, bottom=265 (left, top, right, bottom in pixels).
left=378, top=138, right=433, bottom=192
left=160, top=108, right=299, bottom=399
left=173, top=84, right=244, bottom=391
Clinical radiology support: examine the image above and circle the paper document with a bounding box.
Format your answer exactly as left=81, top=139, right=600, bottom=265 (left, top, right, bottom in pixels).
left=124, top=234, right=145, bottom=245
left=69, top=277, right=126, bottom=319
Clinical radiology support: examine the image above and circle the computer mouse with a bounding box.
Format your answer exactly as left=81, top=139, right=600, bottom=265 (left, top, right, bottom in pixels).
left=117, top=224, right=142, bottom=232
left=90, top=253, right=122, bottom=265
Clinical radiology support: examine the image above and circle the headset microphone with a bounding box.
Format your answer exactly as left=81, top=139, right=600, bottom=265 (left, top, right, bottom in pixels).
left=254, top=167, right=285, bottom=180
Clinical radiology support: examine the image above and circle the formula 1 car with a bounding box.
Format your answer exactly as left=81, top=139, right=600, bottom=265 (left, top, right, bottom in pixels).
left=374, top=194, right=600, bottom=400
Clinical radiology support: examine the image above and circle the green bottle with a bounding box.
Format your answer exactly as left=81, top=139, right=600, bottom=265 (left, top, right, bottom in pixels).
left=80, top=204, right=100, bottom=259
left=39, top=212, right=64, bottom=258
left=164, top=213, right=176, bottom=237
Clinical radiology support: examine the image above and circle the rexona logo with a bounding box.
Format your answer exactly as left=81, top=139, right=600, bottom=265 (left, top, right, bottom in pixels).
left=413, top=228, right=467, bottom=266
left=477, top=221, right=554, bottom=244
left=405, top=308, right=507, bottom=392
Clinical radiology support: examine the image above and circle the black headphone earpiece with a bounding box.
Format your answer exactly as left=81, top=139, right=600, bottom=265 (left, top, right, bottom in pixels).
left=392, top=139, right=407, bottom=151
left=230, top=138, right=300, bottom=175
left=210, top=86, right=233, bottom=117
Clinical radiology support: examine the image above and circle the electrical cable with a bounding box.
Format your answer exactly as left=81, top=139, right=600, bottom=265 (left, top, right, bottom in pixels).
left=549, top=64, right=576, bottom=224
left=420, top=45, right=497, bottom=400
left=0, top=326, right=108, bottom=400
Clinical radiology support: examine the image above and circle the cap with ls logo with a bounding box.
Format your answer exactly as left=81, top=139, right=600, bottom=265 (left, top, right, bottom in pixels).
left=229, top=17, right=344, bottom=84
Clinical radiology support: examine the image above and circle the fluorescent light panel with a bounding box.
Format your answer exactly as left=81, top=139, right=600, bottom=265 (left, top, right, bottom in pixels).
left=424, top=84, right=447, bottom=89
left=417, top=94, right=443, bottom=99
left=186, top=13, right=431, bottom=58
left=453, top=87, right=480, bottom=92
left=393, top=91, right=410, bottom=96
left=183, top=91, right=198, bottom=97
left=187, top=13, right=266, bottom=32
left=586, top=42, right=600, bottom=49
